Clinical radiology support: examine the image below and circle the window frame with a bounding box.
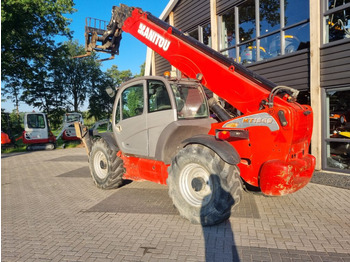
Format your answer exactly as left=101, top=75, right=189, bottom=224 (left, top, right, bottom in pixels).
left=27, top=114, right=46, bottom=129
left=322, top=0, right=350, bottom=45
left=120, top=83, right=145, bottom=121
left=188, top=22, right=212, bottom=47
left=218, top=0, right=310, bottom=64
left=147, top=79, right=172, bottom=113
left=321, top=86, right=350, bottom=173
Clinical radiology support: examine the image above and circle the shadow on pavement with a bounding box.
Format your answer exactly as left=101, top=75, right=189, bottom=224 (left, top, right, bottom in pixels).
left=1, top=151, right=32, bottom=159
left=201, top=174, right=240, bottom=261
left=202, top=219, right=240, bottom=261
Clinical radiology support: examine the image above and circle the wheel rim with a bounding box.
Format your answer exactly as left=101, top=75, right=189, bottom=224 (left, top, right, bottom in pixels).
left=179, top=163, right=213, bottom=207
left=340, top=115, right=345, bottom=124
left=94, top=151, right=108, bottom=179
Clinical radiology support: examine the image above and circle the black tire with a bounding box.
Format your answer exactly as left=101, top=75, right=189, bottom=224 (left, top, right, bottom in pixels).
left=89, top=138, right=124, bottom=189
left=167, top=144, right=242, bottom=226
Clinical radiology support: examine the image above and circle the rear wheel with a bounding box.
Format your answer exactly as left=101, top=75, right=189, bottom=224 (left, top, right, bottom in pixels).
left=89, top=138, right=124, bottom=189
left=167, top=144, right=242, bottom=226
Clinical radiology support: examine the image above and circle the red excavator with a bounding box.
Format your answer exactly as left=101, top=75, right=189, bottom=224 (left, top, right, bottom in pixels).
left=75, top=4, right=315, bottom=225
left=22, top=112, right=56, bottom=150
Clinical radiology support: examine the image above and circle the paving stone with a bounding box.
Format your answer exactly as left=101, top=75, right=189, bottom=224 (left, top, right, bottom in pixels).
left=1, top=148, right=350, bottom=261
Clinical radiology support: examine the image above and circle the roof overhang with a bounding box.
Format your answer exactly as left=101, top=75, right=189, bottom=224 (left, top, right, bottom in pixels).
left=145, top=0, right=179, bottom=76
left=159, top=0, right=179, bottom=20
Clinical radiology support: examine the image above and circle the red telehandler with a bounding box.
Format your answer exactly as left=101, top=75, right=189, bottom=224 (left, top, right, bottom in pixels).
left=75, top=4, right=316, bottom=225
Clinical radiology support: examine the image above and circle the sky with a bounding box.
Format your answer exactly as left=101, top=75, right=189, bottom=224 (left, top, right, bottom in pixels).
left=1, top=0, right=169, bottom=113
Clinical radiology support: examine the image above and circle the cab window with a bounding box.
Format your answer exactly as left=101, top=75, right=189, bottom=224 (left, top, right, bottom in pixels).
left=171, top=83, right=209, bottom=119
left=121, top=84, right=144, bottom=120
left=27, top=114, right=46, bottom=128
left=148, top=80, right=172, bottom=112
left=115, top=98, right=121, bottom=124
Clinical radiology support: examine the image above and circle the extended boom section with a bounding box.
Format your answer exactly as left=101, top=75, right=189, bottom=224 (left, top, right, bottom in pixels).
left=82, top=4, right=315, bottom=196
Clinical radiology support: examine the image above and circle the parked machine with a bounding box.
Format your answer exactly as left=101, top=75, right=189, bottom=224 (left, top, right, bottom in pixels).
left=22, top=112, right=56, bottom=150
left=56, top=112, right=83, bottom=141
left=1, top=112, right=17, bottom=148
left=91, top=119, right=112, bottom=132
left=1, top=131, right=12, bottom=146
left=75, top=4, right=316, bottom=225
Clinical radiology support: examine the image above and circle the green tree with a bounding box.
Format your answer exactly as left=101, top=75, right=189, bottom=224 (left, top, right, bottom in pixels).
left=1, top=0, right=75, bottom=110
left=88, top=65, right=133, bottom=121
left=20, top=40, right=103, bottom=127
left=2, top=78, right=22, bottom=117
left=21, top=40, right=100, bottom=113
left=57, top=40, right=100, bottom=112
left=1, top=0, right=75, bottom=80
left=106, top=65, right=133, bottom=87
left=20, top=45, right=68, bottom=119
left=87, top=72, right=114, bottom=121
left=1, top=110, right=24, bottom=137
left=135, top=62, right=145, bottom=77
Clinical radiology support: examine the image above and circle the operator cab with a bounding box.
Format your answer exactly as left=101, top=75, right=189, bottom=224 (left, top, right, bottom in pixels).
left=62, top=112, right=84, bottom=141
left=112, top=76, right=215, bottom=161
left=24, top=112, right=50, bottom=142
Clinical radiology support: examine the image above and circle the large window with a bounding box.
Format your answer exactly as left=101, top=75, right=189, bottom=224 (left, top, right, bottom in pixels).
left=323, top=0, right=350, bottom=43
left=324, top=87, right=350, bottom=172
left=239, top=0, right=256, bottom=42
left=219, top=0, right=310, bottom=64
left=260, top=0, right=280, bottom=36
left=189, top=23, right=212, bottom=47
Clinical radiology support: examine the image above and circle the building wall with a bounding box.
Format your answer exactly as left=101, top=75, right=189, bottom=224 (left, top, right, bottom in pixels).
left=217, top=0, right=245, bottom=14
left=320, top=41, right=350, bottom=87
left=247, top=51, right=310, bottom=90
left=173, top=0, right=210, bottom=31
left=153, top=0, right=212, bottom=76
left=154, top=53, right=171, bottom=76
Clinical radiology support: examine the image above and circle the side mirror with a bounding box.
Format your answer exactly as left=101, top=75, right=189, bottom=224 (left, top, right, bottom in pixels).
left=105, top=87, right=116, bottom=97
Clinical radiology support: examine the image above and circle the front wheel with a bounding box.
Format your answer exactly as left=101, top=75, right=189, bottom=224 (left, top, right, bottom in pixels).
left=89, top=138, right=124, bottom=189
left=167, top=144, right=242, bottom=226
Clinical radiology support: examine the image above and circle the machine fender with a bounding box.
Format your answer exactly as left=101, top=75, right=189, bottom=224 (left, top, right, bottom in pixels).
left=182, top=134, right=240, bottom=165
left=94, top=132, right=119, bottom=152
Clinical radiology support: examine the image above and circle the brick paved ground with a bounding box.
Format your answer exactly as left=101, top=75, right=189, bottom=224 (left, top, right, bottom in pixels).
left=2, top=148, right=350, bottom=261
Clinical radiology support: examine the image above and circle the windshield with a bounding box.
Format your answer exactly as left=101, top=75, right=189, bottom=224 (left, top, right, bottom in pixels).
left=170, top=83, right=209, bottom=119
left=27, top=114, right=46, bottom=129
left=66, top=114, right=81, bottom=122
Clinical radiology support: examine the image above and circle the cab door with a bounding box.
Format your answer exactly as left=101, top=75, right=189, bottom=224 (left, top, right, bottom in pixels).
left=113, top=80, right=148, bottom=156
left=146, top=79, right=176, bottom=158
left=24, top=113, right=49, bottom=142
